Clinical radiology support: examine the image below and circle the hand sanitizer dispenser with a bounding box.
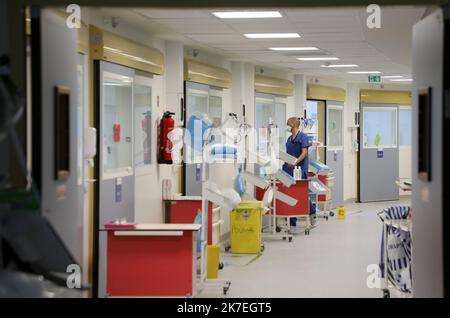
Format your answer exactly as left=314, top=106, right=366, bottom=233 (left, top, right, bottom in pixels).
left=294, top=166, right=302, bottom=180
left=84, top=127, right=97, bottom=163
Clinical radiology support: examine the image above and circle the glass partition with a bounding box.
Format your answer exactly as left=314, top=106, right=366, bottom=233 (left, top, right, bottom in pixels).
left=187, top=90, right=208, bottom=117
left=327, top=106, right=343, bottom=149
left=363, top=107, right=398, bottom=148
left=255, top=98, right=273, bottom=156
left=209, top=96, right=222, bottom=122
left=274, top=100, right=287, bottom=152
left=102, top=71, right=133, bottom=178
left=255, top=94, right=287, bottom=154
left=134, top=77, right=152, bottom=168
left=399, top=107, right=412, bottom=146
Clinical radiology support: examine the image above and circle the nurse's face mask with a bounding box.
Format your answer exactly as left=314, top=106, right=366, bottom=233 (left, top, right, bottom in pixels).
left=286, top=125, right=292, bottom=133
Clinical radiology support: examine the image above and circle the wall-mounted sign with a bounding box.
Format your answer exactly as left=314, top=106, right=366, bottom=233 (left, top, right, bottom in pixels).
left=368, top=75, right=381, bottom=83
left=333, top=151, right=338, bottom=161
left=377, top=149, right=384, bottom=158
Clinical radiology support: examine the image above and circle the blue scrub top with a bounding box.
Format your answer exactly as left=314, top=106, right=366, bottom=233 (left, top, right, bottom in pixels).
left=282, top=131, right=310, bottom=178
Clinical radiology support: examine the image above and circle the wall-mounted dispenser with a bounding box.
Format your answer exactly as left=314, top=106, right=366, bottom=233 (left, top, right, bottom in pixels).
left=84, top=127, right=97, bottom=163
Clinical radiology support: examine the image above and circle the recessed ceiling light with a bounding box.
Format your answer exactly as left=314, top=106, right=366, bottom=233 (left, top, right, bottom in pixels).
left=390, top=78, right=413, bottom=82
left=297, top=56, right=339, bottom=61
left=297, top=57, right=339, bottom=61
left=244, top=33, right=301, bottom=39
left=347, top=71, right=381, bottom=74
left=321, top=64, right=358, bottom=68
left=213, top=11, right=283, bottom=19
left=269, top=47, right=318, bottom=51
left=381, top=75, right=403, bottom=79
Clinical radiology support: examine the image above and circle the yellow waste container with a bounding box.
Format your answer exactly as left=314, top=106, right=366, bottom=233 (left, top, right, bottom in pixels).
left=230, top=201, right=263, bottom=254
left=337, top=206, right=346, bottom=219
left=207, top=245, right=220, bottom=279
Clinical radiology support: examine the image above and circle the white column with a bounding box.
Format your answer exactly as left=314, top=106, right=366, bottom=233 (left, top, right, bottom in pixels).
left=165, top=41, right=184, bottom=122
left=294, top=74, right=307, bottom=117
left=343, top=82, right=360, bottom=201
left=231, top=61, right=255, bottom=120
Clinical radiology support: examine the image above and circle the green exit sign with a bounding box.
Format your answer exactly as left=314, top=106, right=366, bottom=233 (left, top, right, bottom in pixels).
left=368, top=75, right=382, bottom=83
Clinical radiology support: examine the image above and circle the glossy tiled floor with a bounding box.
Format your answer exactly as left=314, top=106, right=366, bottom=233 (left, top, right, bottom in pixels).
left=199, top=197, right=411, bottom=298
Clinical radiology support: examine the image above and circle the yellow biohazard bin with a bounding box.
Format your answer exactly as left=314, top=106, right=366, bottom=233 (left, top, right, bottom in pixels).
left=230, top=201, right=263, bottom=254
left=207, top=245, right=220, bottom=279
left=337, top=206, right=346, bottom=219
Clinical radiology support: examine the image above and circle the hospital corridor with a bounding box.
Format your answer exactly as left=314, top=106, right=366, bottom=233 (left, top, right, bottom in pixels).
left=0, top=0, right=449, bottom=303
left=204, top=199, right=412, bottom=298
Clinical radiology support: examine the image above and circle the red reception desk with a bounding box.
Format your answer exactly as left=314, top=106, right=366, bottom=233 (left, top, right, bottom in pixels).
left=104, top=224, right=201, bottom=297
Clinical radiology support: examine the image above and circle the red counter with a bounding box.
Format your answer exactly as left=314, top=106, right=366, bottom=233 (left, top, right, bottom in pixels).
left=105, top=224, right=201, bottom=297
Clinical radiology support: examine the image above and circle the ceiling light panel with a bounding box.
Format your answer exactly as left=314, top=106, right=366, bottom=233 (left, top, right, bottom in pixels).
left=297, top=57, right=339, bottom=61
left=213, top=11, right=283, bottom=19
left=269, top=47, right=319, bottom=51
left=381, top=75, right=403, bottom=79
left=244, top=33, right=301, bottom=39
left=321, top=64, right=358, bottom=68
left=390, top=78, right=413, bottom=82
left=347, top=71, right=381, bottom=74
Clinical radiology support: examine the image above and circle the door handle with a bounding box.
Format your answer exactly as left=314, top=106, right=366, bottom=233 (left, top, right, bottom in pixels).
left=180, top=97, right=184, bottom=122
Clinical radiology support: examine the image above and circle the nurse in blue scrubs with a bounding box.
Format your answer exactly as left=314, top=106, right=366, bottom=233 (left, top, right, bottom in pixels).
left=282, top=117, right=316, bottom=226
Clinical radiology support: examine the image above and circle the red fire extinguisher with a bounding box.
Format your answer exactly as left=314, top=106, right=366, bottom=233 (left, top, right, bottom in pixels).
left=158, top=111, right=175, bottom=164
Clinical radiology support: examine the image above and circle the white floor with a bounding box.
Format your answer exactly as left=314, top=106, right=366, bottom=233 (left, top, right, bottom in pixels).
left=199, top=197, right=411, bottom=298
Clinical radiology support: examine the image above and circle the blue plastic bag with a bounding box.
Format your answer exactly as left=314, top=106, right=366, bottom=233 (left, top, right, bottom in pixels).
left=185, top=114, right=212, bottom=153
left=210, top=144, right=238, bottom=159
left=234, top=174, right=246, bottom=196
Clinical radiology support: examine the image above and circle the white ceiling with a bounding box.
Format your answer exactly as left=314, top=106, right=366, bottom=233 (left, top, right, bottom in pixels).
left=101, top=6, right=428, bottom=83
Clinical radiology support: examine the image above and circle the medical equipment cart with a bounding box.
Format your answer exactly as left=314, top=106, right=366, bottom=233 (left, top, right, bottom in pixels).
left=256, top=179, right=310, bottom=237
left=378, top=207, right=413, bottom=298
